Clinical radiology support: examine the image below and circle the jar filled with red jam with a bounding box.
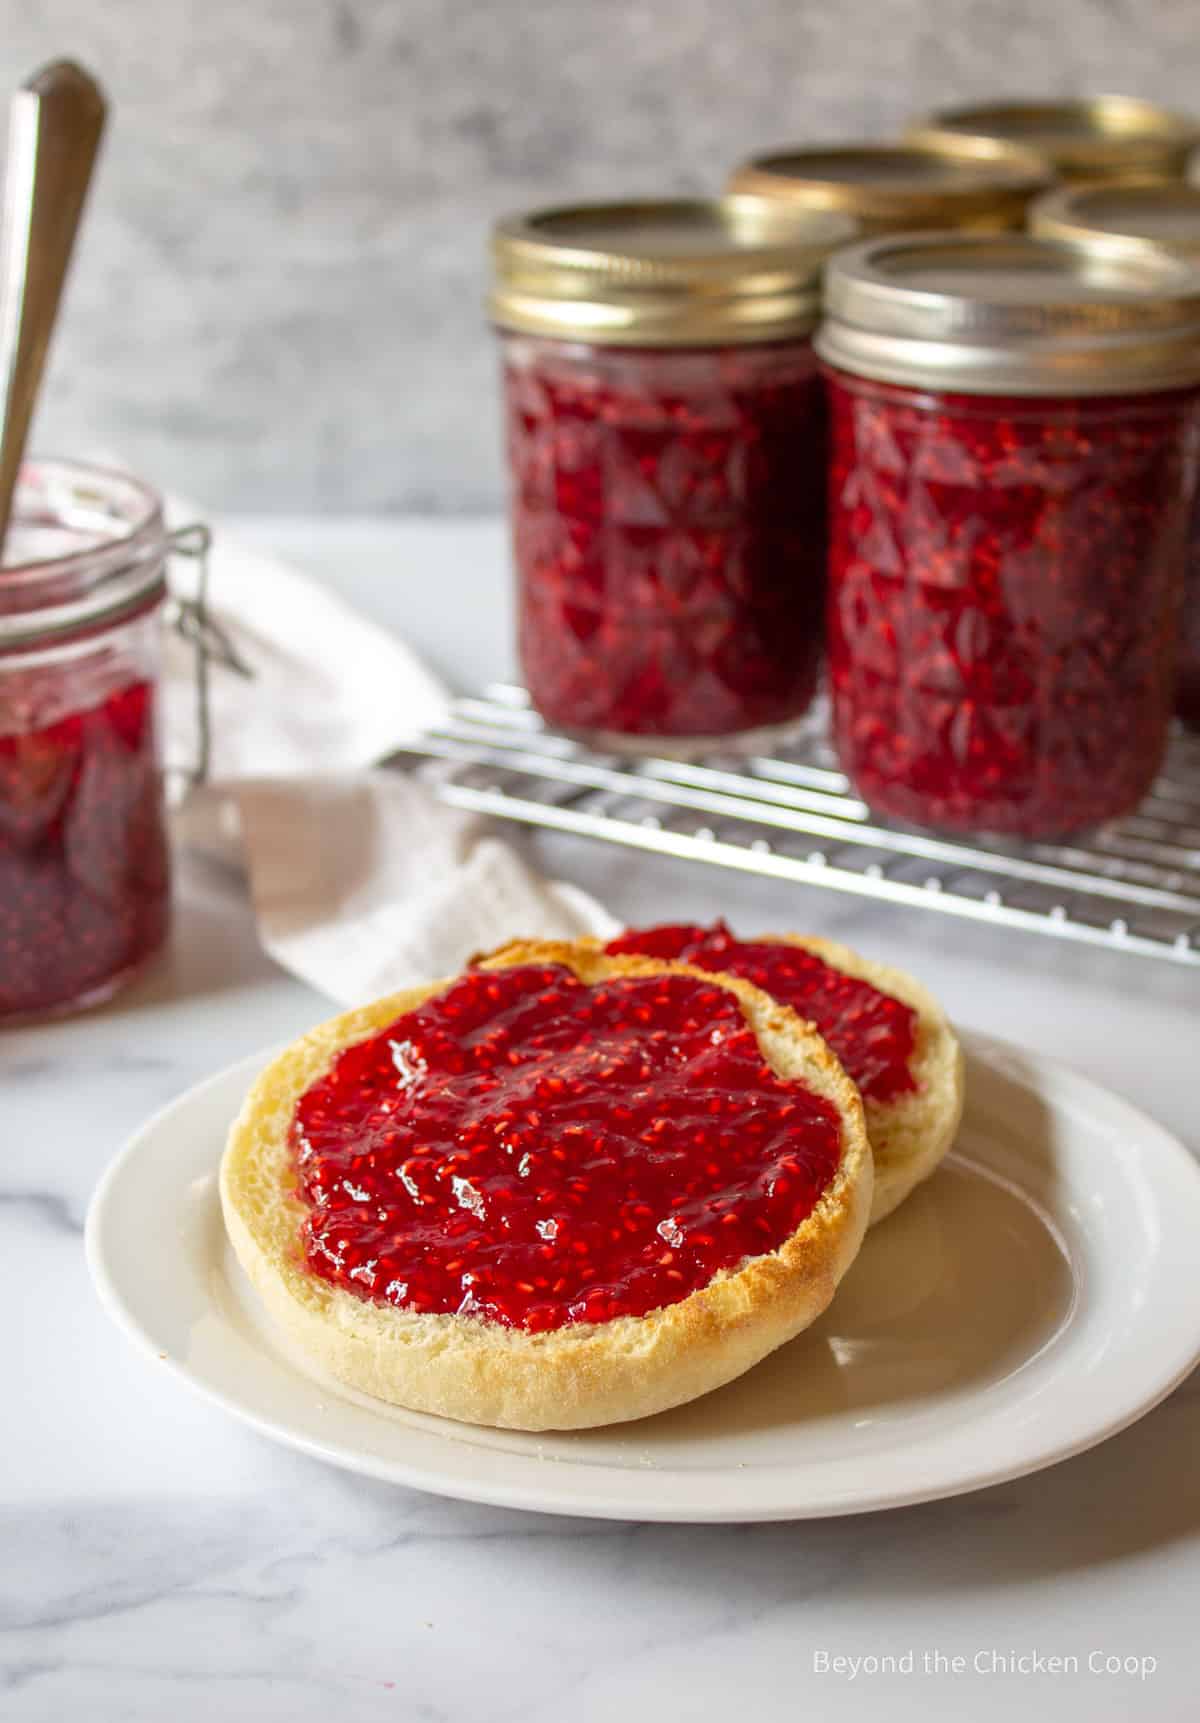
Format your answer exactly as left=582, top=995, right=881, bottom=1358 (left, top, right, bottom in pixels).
left=1034, top=179, right=1200, bottom=730
left=816, top=233, right=1200, bottom=837
left=490, top=198, right=855, bottom=750
left=0, top=460, right=171, bottom=1021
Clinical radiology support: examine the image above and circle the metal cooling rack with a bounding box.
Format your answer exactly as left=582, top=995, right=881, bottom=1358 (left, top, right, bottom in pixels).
left=390, top=685, right=1200, bottom=969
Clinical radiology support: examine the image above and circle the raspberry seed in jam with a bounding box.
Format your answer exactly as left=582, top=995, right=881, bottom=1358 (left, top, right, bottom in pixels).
left=291, top=964, right=844, bottom=1333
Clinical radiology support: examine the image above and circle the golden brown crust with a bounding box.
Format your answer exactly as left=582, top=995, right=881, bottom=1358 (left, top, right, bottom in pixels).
left=220, top=941, right=873, bottom=1432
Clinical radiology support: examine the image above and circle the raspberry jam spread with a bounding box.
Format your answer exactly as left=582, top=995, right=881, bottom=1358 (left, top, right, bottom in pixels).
left=504, top=337, right=828, bottom=741
left=605, top=922, right=917, bottom=1104
left=291, top=963, right=844, bottom=1332
left=824, top=372, right=1197, bottom=834
left=0, top=676, right=169, bottom=1019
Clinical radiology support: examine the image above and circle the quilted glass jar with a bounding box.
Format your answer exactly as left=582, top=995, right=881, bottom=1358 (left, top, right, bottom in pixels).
left=0, top=460, right=171, bottom=1021
left=1034, top=179, right=1200, bottom=729
left=490, top=199, right=853, bottom=749
left=816, top=234, right=1200, bottom=837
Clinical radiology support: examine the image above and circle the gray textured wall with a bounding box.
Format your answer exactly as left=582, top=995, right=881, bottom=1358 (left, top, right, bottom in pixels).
left=4, top=0, right=1199, bottom=513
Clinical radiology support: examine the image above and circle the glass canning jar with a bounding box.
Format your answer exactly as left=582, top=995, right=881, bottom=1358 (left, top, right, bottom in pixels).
left=726, top=141, right=1050, bottom=236
left=1033, top=178, right=1200, bottom=729
left=906, top=96, right=1200, bottom=184
left=490, top=198, right=854, bottom=751
left=815, top=233, right=1200, bottom=838
left=0, top=459, right=171, bottom=1021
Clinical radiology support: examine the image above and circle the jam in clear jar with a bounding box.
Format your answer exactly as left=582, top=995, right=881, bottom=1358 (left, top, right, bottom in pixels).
left=503, top=335, right=828, bottom=742
left=816, top=234, right=1200, bottom=837
left=824, top=374, right=1198, bottom=833
left=0, top=460, right=171, bottom=1021
left=1032, top=179, right=1200, bottom=730
left=1179, top=513, right=1200, bottom=727
left=491, top=199, right=854, bottom=751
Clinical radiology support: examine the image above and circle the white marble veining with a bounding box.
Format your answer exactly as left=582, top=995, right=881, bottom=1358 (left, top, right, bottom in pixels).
left=3, top=520, right=1199, bottom=1721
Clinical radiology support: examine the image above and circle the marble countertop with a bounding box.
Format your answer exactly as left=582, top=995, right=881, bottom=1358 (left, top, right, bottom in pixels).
left=5, top=517, right=1198, bottom=1722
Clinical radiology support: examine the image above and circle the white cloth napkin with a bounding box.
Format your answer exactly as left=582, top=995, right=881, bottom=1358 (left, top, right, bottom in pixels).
left=164, top=523, right=617, bottom=1002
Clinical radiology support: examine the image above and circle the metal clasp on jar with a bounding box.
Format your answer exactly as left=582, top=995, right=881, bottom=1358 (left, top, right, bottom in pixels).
left=164, top=522, right=253, bottom=789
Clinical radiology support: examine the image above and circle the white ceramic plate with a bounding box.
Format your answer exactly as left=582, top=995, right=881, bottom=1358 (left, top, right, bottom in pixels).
left=86, top=1033, right=1200, bottom=1522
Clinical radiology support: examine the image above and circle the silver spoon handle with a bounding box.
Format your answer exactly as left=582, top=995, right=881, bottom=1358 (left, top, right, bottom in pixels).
left=0, top=60, right=106, bottom=556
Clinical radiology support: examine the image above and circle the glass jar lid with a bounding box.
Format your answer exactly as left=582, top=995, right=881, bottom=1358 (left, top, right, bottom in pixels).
left=489, top=198, right=856, bottom=346
left=726, top=142, right=1049, bottom=232
left=1032, top=178, right=1200, bottom=260
left=907, top=96, right=1200, bottom=181
left=0, top=459, right=167, bottom=651
left=816, top=232, right=1200, bottom=395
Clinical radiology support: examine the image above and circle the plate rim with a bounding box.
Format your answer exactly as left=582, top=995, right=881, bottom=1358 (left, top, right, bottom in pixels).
left=85, top=1032, right=1200, bottom=1522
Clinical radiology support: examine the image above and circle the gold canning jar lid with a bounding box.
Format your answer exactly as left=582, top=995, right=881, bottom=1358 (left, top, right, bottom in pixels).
left=725, top=142, right=1050, bottom=233
left=489, top=198, right=857, bottom=346
left=1032, top=178, right=1200, bottom=260
left=815, top=231, right=1200, bottom=396
left=907, top=96, right=1200, bottom=183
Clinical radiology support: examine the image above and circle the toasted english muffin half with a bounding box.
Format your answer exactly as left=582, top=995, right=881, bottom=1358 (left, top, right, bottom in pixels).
left=221, top=941, right=872, bottom=1431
